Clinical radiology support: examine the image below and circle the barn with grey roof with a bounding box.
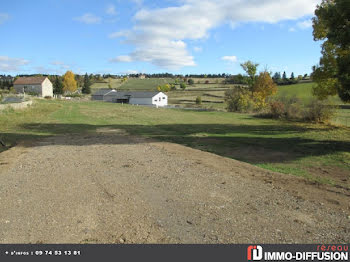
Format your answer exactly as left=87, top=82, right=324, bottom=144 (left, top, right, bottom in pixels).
left=91, top=89, right=167, bottom=106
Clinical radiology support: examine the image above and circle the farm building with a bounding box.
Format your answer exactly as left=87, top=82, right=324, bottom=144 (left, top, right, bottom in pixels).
left=91, top=89, right=168, bottom=106
left=91, top=89, right=117, bottom=101
left=138, top=74, right=146, bottom=79
left=13, top=76, right=53, bottom=97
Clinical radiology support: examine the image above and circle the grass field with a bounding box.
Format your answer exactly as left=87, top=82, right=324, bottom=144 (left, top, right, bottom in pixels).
left=276, top=83, right=314, bottom=101
left=92, top=79, right=349, bottom=126
left=0, top=99, right=349, bottom=189
left=91, top=78, right=175, bottom=91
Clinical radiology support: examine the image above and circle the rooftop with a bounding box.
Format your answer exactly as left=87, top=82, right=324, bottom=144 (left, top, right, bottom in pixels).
left=13, top=77, right=47, bottom=85
left=92, top=90, right=164, bottom=99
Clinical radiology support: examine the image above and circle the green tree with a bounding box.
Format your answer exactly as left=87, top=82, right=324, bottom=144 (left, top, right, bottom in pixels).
left=312, top=0, right=350, bottom=102
left=291, top=72, right=295, bottom=80
left=282, top=71, right=287, bottom=80
left=180, top=83, right=186, bottom=90
left=273, top=72, right=281, bottom=80
left=53, top=76, right=64, bottom=95
left=82, top=73, right=91, bottom=94
left=240, top=61, right=259, bottom=94
left=195, top=96, right=202, bottom=105
left=108, top=78, right=112, bottom=89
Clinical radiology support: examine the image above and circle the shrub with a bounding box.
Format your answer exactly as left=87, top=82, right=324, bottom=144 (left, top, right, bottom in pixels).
left=265, top=96, right=334, bottom=123
left=64, top=93, right=82, bottom=98
left=188, top=79, right=194, bottom=85
left=9, top=86, right=16, bottom=93
left=27, top=92, right=39, bottom=96
left=205, top=80, right=209, bottom=84
left=180, top=83, right=186, bottom=90
left=225, top=86, right=255, bottom=112
left=275, top=96, right=304, bottom=119
left=157, top=84, right=171, bottom=92
left=44, top=96, right=52, bottom=99
left=303, top=99, right=335, bottom=123
left=195, top=96, right=202, bottom=105
left=269, top=101, right=285, bottom=118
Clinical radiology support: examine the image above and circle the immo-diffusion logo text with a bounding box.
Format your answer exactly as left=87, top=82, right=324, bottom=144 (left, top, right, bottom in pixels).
left=247, top=245, right=349, bottom=261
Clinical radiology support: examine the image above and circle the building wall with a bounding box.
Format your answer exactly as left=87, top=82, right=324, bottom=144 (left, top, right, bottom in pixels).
left=129, top=97, right=152, bottom=105
left=41, top=78, right=53, bottom=97
left=129, top=93, right=168, bottom=106
left=91, top=95, right=104, bottom=101
left=14, top=84, right=42, bottom=95
left=104, top=94, right=118, bottom=102
left=153, top=92, right=168, bottom=106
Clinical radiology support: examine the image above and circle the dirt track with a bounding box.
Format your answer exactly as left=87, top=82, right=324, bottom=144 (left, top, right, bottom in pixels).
left=0, top=131, right=349, bottom=243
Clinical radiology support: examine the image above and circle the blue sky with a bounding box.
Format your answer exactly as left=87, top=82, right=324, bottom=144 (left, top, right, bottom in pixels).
left=0, top=0, right=322, bottom=76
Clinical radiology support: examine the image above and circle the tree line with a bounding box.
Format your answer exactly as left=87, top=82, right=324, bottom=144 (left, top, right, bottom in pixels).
left=224, top=72, right=309, bottom=86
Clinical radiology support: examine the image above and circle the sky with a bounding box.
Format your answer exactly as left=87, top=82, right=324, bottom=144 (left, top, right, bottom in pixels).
left=0, top=0, right=322, bottom=76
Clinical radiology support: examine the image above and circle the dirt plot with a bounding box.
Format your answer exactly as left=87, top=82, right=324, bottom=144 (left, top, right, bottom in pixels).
left=0, top=133, right=349, bottom=243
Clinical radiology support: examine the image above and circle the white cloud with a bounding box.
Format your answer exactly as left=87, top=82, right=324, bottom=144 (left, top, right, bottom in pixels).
left=0, top=13, right=9, bottom=25
left=33, top=66, right=58, bottom=74
left=108, top=30, right=131, bottom=38
left=106, top=4, right=117, bottom=15
left=121, top=69, right=139, bottom=75
left=51, top=61, right=65, bottom=66
left=221, top=56, right=238, bottom=63
left=296, top=19, right=312, bottom=29
left=74, top=13, right=102, bottom=24
left=112, top=0, right=320, bottom=69
left=289, top=19, right=312, bottom=32
left=109, top=55, right=133, bottom=62
left=0, top=56, right=29, bottom=72
left=130, top=0, right=143, bottom=6
left=50, top=61, right=70, bottom=70
left=193, top=46, right=203, bottom=52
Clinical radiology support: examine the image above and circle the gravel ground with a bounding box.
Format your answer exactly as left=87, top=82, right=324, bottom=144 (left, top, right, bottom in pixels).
left=0, top=132, right=349, bottom=243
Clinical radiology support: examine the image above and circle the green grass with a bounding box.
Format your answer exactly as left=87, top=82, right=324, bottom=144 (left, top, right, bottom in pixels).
left=277, top=83, right=315, bottom=102
left=0, top=99, right=349, bottom=188
left=276, top=82, right=350, bottom=126
left=91, top=77, right=175, bottom=91
left=91, top=78, right=123, bottom=90
left=91, top=79, right=349, bottom=127
left=277, top=82, right=342, bottom=103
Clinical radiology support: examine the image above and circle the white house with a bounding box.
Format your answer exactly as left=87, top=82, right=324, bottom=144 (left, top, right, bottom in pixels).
left=13, top=76, right=53, bottom=97
left=128, top=92, right=168, bottom=107
left=91, top=89, right=168, bottom=107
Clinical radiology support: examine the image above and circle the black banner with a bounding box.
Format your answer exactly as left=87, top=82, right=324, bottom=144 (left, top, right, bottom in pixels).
left=0, top=244, right=348, bottom=262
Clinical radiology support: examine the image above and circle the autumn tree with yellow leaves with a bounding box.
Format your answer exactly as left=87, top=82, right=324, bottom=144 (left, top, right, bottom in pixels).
left=225, top=61, right=277, bottom=112
left=253, top=71, right=278, bottom=109
left=63, top=71, right=77, bottom=93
